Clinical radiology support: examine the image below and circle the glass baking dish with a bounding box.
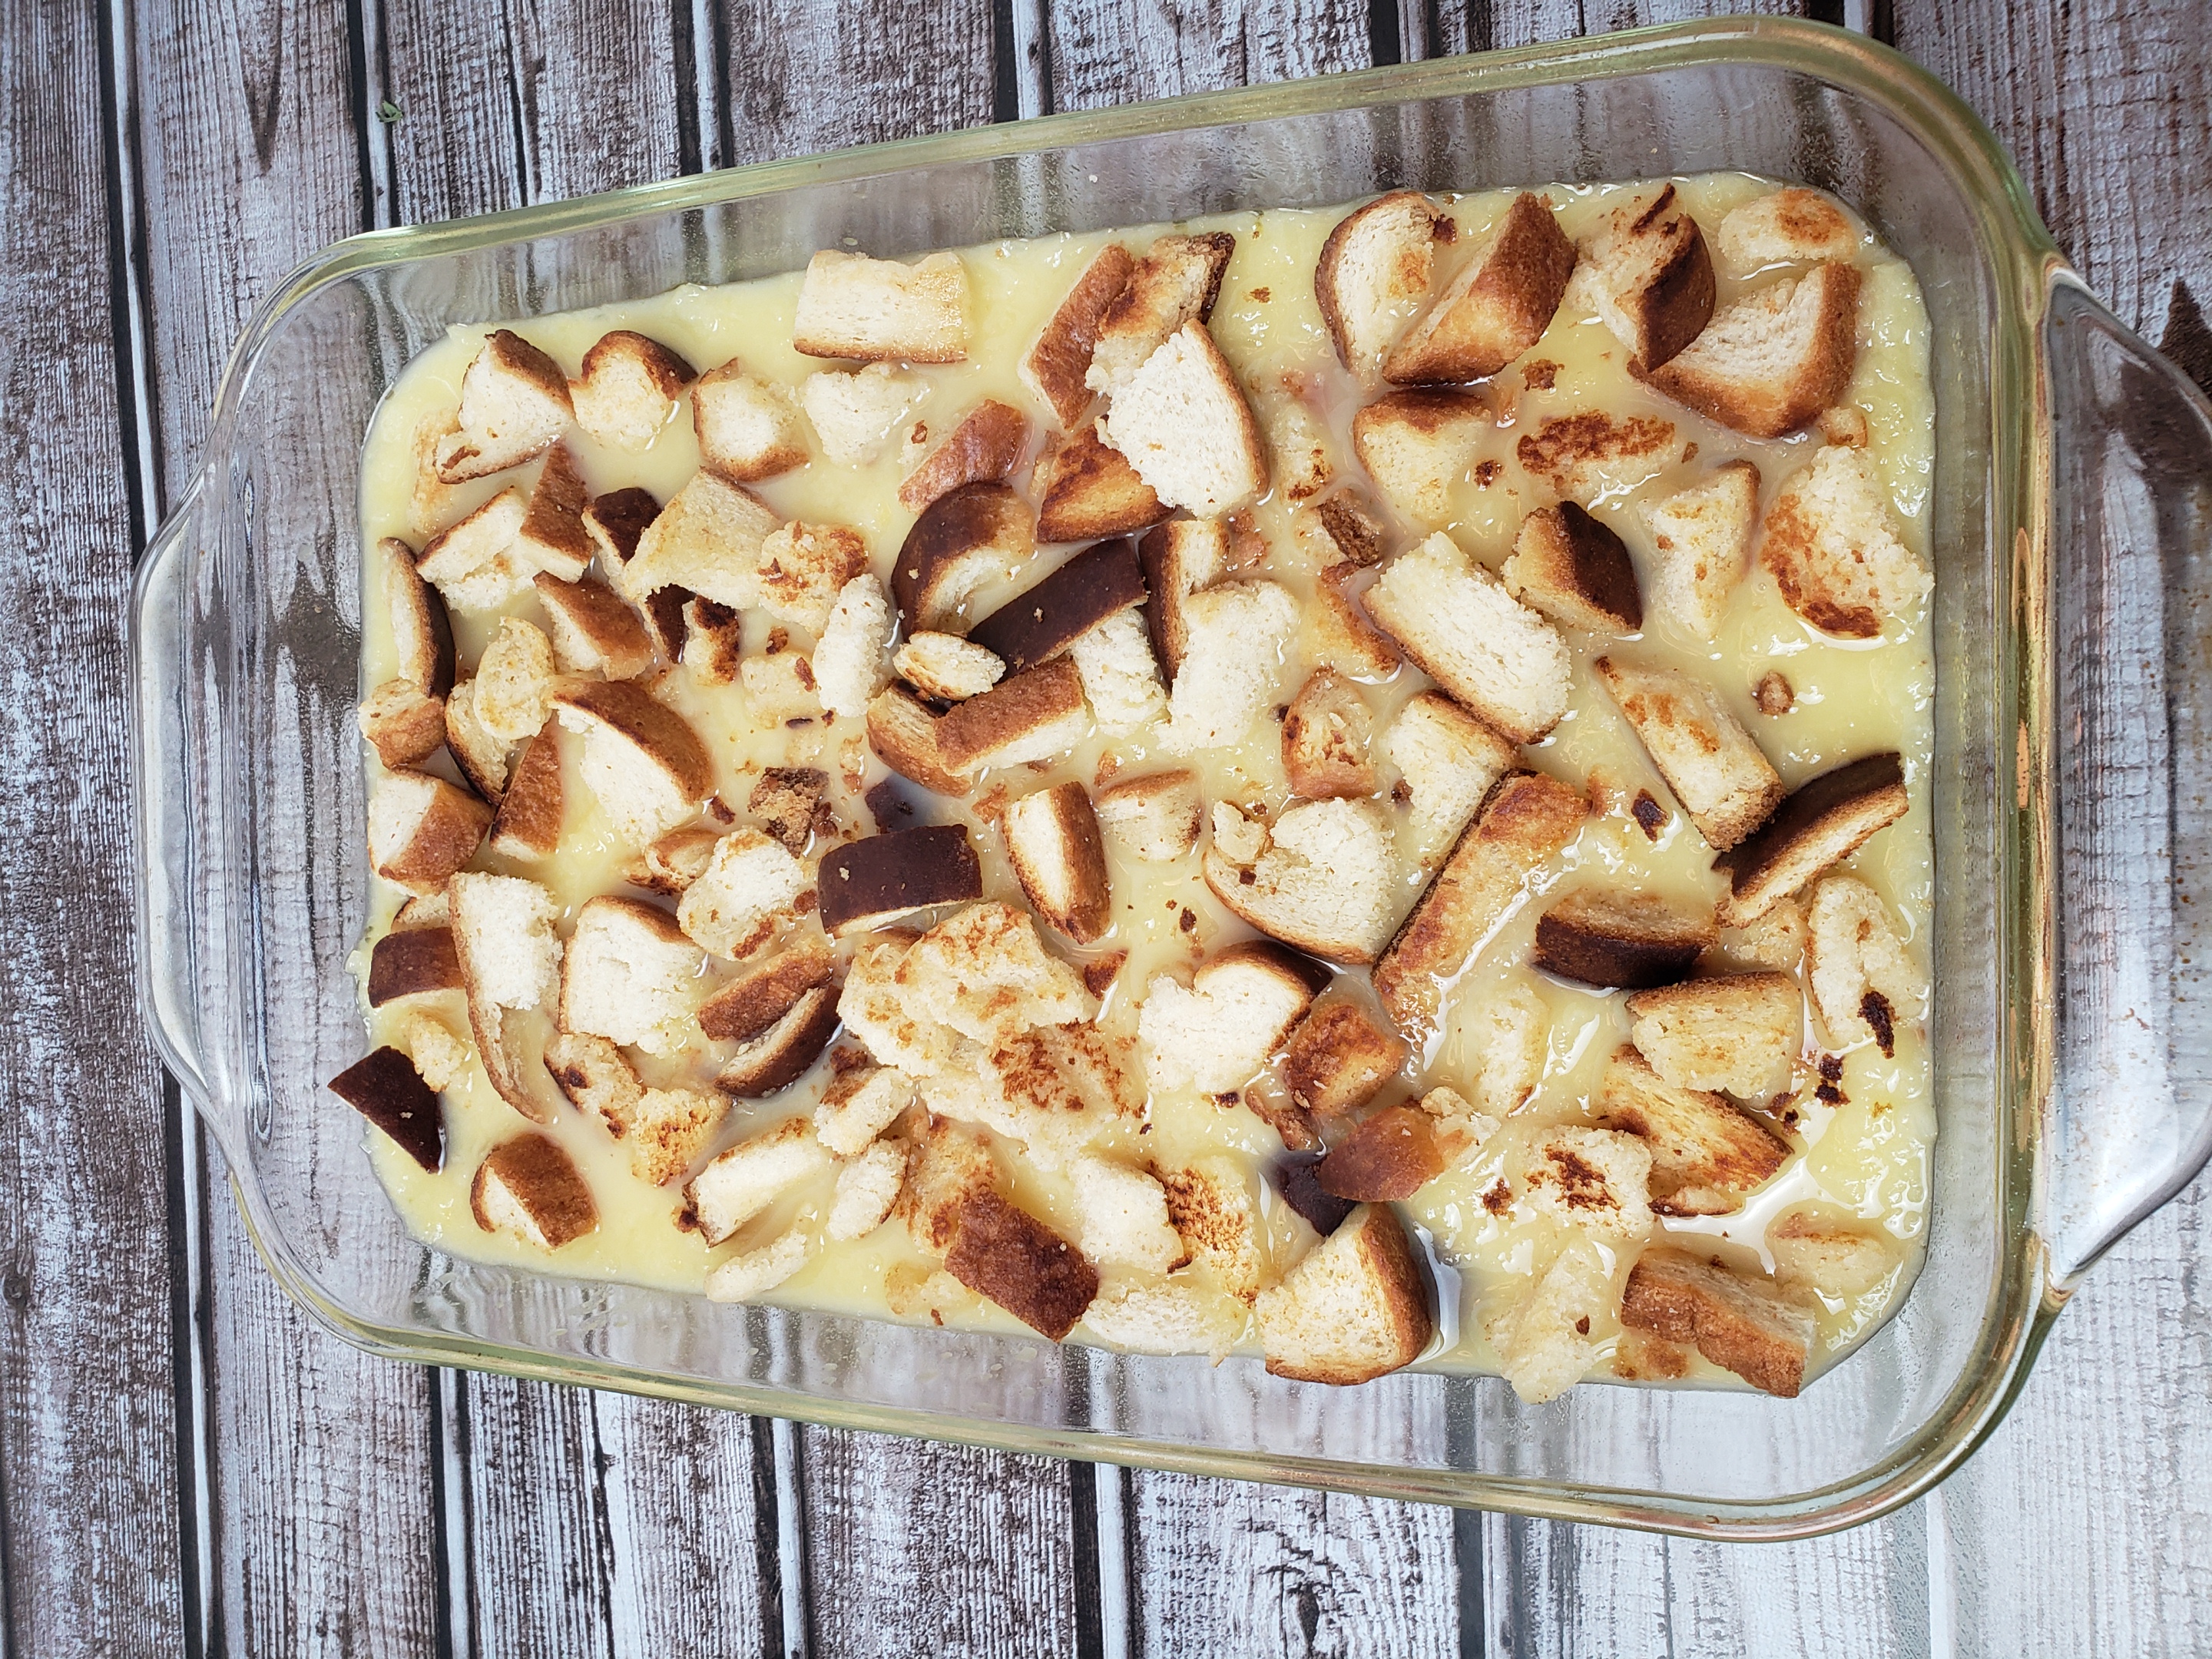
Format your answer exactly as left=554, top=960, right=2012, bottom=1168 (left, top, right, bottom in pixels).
left=130, top=15, right=2212, bottom=1538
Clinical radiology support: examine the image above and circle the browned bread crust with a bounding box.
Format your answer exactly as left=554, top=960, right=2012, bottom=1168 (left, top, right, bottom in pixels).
left=581, top=487, right=661, bottom=567
left=533, top=572, right=654, bottom=680
left=892, top=482, right=1035, bottom=634
left=897, top=399, right=1030, bottom=512
left=1281, top=1001, right=1406, bottom=1118
left=357, top=680, right=448, bottom=770
left=1315, top=1104, right=1443, bottom=1201
left=817, top=825, right=984, bottom=935
left=1035, top=425, right=1169, bottom=543
left=1712, top=752, right=1908, bottom=927
left=470, top=1132, right=599, bottom=1249
left=1532, top=888, right=1716, bottom=990
left=1651, top=263, right=1862, bottom=439
left=515, top=443, right=594, bottom=581
left=367, top=925, right=464, bottom=1007
left=379, top=536, right=455, bottom=697
left=1281, top=668, right=1377, bottom=800
left=1258, top=1203, right=1432, bottom=1384
left=370, top=771, right=495, bottom=895
left=327, top=1045, right=445, bottom=1171
left=1596, top=1046, right=1789, bottom=1214
left=715, top=988, right=842, bottom=1098
left=942, top=1187, right=1099, bottom=1339
left=1383, top=192, right=1575, bottom=385
left=551, top=679, right=715, bottom=806
left=865, top=684, right=973, bottom=796
left=1620, top=1246, right=1814, bottom=1397
left=1313, top=190, right=1452, bottom=379
left=1001, top=781, right=1112, bottom=945
left=1580, top=184, right=1715, bottom=375
left=1022, top=243, right=1137, bottom=427
left=932, top=656, right=1088, bottom=776
left=1136, top=518, right=1226, bottom=687
left=967, top=537, right=1145, bottom=674
left=487, top=721, right=564, bottom=861
left=1505, top=502, right=1641, bottom=634
left=699, top=944, right=837, bottom=1043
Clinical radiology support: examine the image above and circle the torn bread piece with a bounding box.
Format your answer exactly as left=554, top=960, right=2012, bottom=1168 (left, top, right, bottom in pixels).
left=934, top=656, right=1090, bottom=776
left=1504, top=502, right=1642, bottom=635
left=674, top=827, right=809, bottom=964
left=1085, top=230, right=1237, bottom=397
left=435, top=330, right=573, bottom=482
left=1514, top=410, right=1677, bottom=500
left=685, top=1121, right=835, bottom=1246
left=1257, top=1204, right=1432, bottom=1385
left=1716, top=894, right=1809, bottom=972
left=749, top=767, right=833, bottom=856
left=626, top=825, right=724, bottom=896
left=1597, top=1047, right=1789, bottom=1215
left=378, top=536, right=456, bottom=697
left=369, top=771, right=492, bottom=896
left=812, top=575, right=893, bottom=720
left=1639, top=459, right=1759, bottom=642
left=1350, top=387, right=1488, bottom=526
left=813, top=1065, right=916, bottom=1157
left=892, top=482, right=1035, bottom=634
left=1159, top=580, right=1297, bottom=754
left=1282, top=668, right=1377, bottom=800
left=699, top=942, right=836, bottom=1045
left=512, top=444, right=592, bottom=582
left=1385, top=690, right=1520, bottom=861
left=1261, top=392, right=1336, bottom=503
left=1759, top=444, right=1930, bottom=639
left=533, top=572, right=654, bottom=680
left=1806, top=875, right=1925, bottom=1058
left=471, top=1134, right=598, bottom=1249
left=1575, top=184, right=1715, bottom=375
left=1065, top=609, right=1167, bottom=736
left=1384, top=191, right=1576, bottom=385
left=1313, top=190, right=1452, bottom=382
left=1715, top=187, right=1859, bottom=272
left=415, top=488, right=530, bottom=613
left=1308, top=563, right=1400, bottom=681
left=472, top=617, right=558, bottom=743
left=1022, top=241, right=1137, bottom=427
left=894, top=631, right=1004, bottom=701
left=581, top=486, right=661, bottom=569
left=1486, top=1237, right=1614, bottom=1403
left=561, top=896, right=706, bottom=1054
left=449, top=871, right=562, bottom=1120
left=1136, top=518, right=1229, bottom=687
left=615, top=469, right=781, bottom=608
left=1083, top=1278, right=1247, bottom=1362
left=397, top=1012, right=469, bottom=1097
left=1620, top=1247, right=1815, bottom=1398
left=1294, top=491, right=1389, bottom=571
left=793, top=249, right=969, bottom=363
left=568, top=329, right=695, bottom=451
left=1001, top=782, right=1112, bottom=945
left=679, top=600, right=742, bottom=690
left=1035, top=423, right=1169, bottom=542
left=1373, top=771, right=1586, bottom=1041
left=693, top=357, right=810, bottom=481
left=542, top=1030, right=641, bottom=1134
left=1069, top=1156, right=1186, bottom=1273
left=943, top=1187, right=1100, bottom=1339
left=1099, top=321, right=1267, bottom=518
left=717, top=987, right=841, bottom=1098
left=866, top=684, right=972, bottom=796
left=753, top=522, right=871, bottom=634
left=1533, top=888, right=1715, bottom=990
left=952, top=1022, right=1137, bottom=1170
left=817, top=825, right=982, bottom=935
left=1651, top=263, right=1861, bottom=439
left=899, top=1115, right=997, bottom=1253
left=1769, top=1208, right=1898, bottom=1298
left=487, top=721, right=564, bottom=862
left=1094, top=770, right=1201, bottom=862
left=704, top=1230, right=814, bottom=1303
left=1626, top=972, right=1800, bottom=1098
left=1594, top=656, right=1783, bottom=851
left=1512, top=1125, right=1655, bottom=1243
left=551, top=679, right=713, bottom=848
left=327, top=1046, right=445, bottom=1172
left=1469, top=979, right=1549, bottom=1118
left=897, top=398, right=1028, bottom=512
left=827, top=1140, right=908, bottom=1241
left=1139, top=940, right=1330, bottom=1095
left=1161, top=1157, right=1263, bottom=1304
left=1203, top=798, right=1398, bottom=965
left=1712, top=752, right=1909, bottom=927
left=799, top=362, right=928, bottom=465
left=1281, top=1002, right=1406, bottom=1119
left=628, top=1085, right=730, bottom=1186
left=367, top=923, right=464, bottom=1008
left=1366, top=532, right=1571, bottom=744
left=969, top=536, right=1147, bottom=675
left=357, top=680, right=447, bottom=770
left=892, top=901, right=1095, bottom=1045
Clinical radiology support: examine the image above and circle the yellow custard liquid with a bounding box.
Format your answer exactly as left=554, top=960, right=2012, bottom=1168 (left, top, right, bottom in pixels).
left=355, top=173, right=1935, bottom=1384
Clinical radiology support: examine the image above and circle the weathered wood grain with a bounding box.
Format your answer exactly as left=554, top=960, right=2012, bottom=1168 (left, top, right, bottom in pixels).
left=1884, top=9, right=2212, bottom=1654
left=0, top=3, right=185, bottom=1653
left=1043, top=0, right=1372, bottom=113
left=1413, top=0, right=1810, bottom=55
left=121, top=1, right=449, bottom=1654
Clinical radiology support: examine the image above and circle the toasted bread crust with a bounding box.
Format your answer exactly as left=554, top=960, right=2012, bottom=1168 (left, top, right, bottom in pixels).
left=1035, top=424, right=1170, bottom=542
left=1258, top=1203, right=1432, bottom=1385
left=715, top=988, right=843, bottom=1097
left=1281, top=1001, right=1406, bottom=1118
left=1384, top=192, right=1575, bottom=385
left=1374, top=771, right=1585, bottom=1041
left=371, top=771, right=495, bottom=895
left=487, top=721, right=564, bottom=861
left=967, top=537, right=1146, bottom=674
left=581, top=487, right=661, bottom=567
left=818, top=825, right=984, bottom=935
left=892, top=482, right=1035, bottom=634
left=551, top=679, right=714, bottom=806
left=1505, top=502, right=1642, bottom=634
left=1315, top=1104, right=1443, bottom=1201
left=1314, top=190, right=1452, bottom=379
left=471, top=1133, right=599, bottom=1249
left=933, top=656, right=1089, bottom=775
left=866, top=684, right=973, bottom=796
left=1651, top=263, right=1862, bottom=439
left=357, top=680, right=449, bottom=770
left=1022, top=243, right=1137, bottom=426
left=1712, top=752, right=1908, bottom=926
left=1087, top=231, right=1237, bottom=396
left=1581, top=184, right=1715, bottom=374
left=897, top=399, right=1030, bottom=512
left=943, top=1187, right=1099, bottom=1339
left=698, top=943, right=837, bottom=1043
left=1620, top=1247, right=1813, bottom=1397
left=367, top=925, right=465, bottom=1007
left=1596, top=1047, right=1789, bottom=1214
left=1281, top=667, right=1378, bottom=800
left=1532, top=888, right=1716, bottom=990
left=328, top=1045, right=446, bottom=1171
left=1136, top=518, right=1227, bottom=686
left=379, top=536, right=456, bottom=697
left=1001, top=781, right=1113, bottom=944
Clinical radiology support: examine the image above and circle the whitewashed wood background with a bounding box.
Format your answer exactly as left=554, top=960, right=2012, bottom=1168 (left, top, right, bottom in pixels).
left=5, top=0, right=2206, bottom=1651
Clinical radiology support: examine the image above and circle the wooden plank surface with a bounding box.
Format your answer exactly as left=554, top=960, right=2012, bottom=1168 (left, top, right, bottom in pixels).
left=8, top=0, right=2207, bottom=1652
left=0, top=2, right=184, bottom=1654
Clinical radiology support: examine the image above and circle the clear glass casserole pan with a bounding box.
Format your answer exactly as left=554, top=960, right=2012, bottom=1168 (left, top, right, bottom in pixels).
left=130, top=15, right=2212, bottom=1538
